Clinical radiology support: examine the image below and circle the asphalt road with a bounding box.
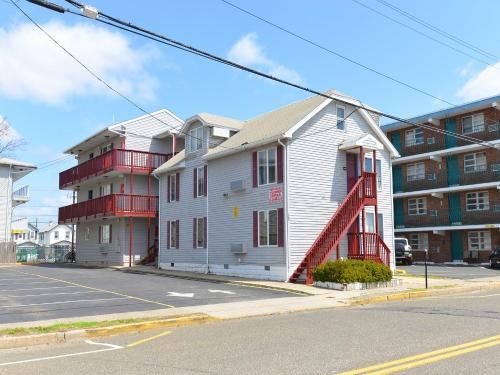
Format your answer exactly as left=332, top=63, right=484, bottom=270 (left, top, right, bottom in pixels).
left=2, top=289, right=500, bottom=374
left=0, top=264, right=298, bottom=324
left=399, top=263, right=499, bottom=279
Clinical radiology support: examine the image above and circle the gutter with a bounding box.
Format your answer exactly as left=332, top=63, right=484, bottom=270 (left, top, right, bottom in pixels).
left=151, top=172, right=161, bottom=270
left=277, top=138, right=289, bottom=281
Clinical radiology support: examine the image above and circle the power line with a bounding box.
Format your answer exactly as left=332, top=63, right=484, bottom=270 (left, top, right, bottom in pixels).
left=374, top=0, right=499, bottom=62
left=18, top=0, right=499, bottom=151
left=349, top=0, right=500, bottom=71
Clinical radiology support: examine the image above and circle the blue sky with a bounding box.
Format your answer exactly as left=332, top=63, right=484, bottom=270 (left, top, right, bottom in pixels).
left=1, top=0, right=499, bottom=224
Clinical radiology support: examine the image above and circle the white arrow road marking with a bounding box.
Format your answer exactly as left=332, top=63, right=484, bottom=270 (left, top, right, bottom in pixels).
left=208, top=289, right=235, bottom=295
left=167, top=292, right=194, bottom=298
left=0, top=340, right=123, bottom=367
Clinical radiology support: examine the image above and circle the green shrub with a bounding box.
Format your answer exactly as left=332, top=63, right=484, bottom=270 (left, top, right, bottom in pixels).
left=312, top=259, right=392, bottom=284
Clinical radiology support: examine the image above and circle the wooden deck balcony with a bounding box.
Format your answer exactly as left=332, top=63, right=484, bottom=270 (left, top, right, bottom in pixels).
left=59, top=149, right=171, bottom=189
left=58, top=194, right=158, bottom=224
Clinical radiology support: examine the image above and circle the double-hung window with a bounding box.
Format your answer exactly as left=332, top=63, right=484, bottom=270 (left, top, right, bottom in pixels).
left=99, top=184, right=112, bottom=197
left=405, top=128, right=424, bottom=147
left=196, top=218, right=204, bottom=248
left=409, top=233, right=428, bottom=250
left=336, top=105, right=345, bottom=130
left=65, top=231, right=70, bottom=240
left=462, top=113, right=485, bottom=134
left=54, top=231, right=59, bottom=240
left=169, top=174, right=177, bottom=202
left=258, top=148, right=277, bottom=186
left=466, top=191, right=489, bottom=211
left=364, top=157, right=383, bottom=190
left=468, top=231, right=491, bottom=250
left=188, top=127, right=204, bottom=153
left=99, top=224, right=111, bottom=244
left=170, top=221, right=177, bottom=248
left=408, top=197, right=427, bottom=215
left=464, top=152, right=487, bottom=173
left=407, top=162, right=425, bottom=181
left=197, top=166, right=205, bottom=197
left=258, top=209, right=278, bottom=247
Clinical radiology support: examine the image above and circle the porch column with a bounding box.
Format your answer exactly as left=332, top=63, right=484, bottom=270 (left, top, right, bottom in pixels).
left=360, top=146, right=366, bottom=260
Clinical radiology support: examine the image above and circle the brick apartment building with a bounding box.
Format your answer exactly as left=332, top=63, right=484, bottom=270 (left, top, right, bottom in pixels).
left=382, top=95, right=500, bottom=263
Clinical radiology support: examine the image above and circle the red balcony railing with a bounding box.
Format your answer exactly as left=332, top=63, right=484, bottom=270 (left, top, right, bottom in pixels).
left=59, top=149, right=171, bottom=189
left=58, top=194, right=158, bottom=223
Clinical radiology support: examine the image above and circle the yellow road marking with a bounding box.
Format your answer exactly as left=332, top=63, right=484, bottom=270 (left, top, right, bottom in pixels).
left=338, top=334, right=500, bottom=375
left=127, top=330, right=171, bottom=348
left=7, top=267, right=175, bottom=308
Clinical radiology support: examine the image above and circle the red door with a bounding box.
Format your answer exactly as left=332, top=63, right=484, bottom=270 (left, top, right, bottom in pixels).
left=346, top=153, right=360, bottom=257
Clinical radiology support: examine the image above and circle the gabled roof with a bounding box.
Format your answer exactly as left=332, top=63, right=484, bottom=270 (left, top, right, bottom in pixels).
left=204, top=89, right=398, bottom=160
left=197, top=113, right=244, bottom=130
left=0, top=158, right=35, bottom=169
left=64, top=109, right=183, bottom=154
left=153, top=150, right=186, bottom=175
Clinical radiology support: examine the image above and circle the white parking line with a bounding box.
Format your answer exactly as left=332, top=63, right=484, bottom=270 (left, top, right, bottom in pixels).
left=0, top=340, right=123, bottom=367
left=4, top=290, right=101, bottom=298
left=0, top=297, right=129, bottom=309
left=0, top=285, right=79, bottom=293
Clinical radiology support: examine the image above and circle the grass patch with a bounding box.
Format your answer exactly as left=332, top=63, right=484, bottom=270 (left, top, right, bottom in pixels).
left=0, top=317, right=170, bottom=337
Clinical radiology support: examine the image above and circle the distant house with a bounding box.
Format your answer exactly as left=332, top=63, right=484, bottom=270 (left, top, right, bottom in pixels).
left=38, top=222, right=74, bottom=250
left=0, top=158, right=36, bottom=245
left=11, top=217, right=39, bottom=245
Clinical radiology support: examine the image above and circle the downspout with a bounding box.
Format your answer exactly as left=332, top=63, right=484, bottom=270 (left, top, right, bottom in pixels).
left=206, top=161, right=209, bottom=274
left=152, top=171, right=161, bottom=270
left=278, top=138, right=289, bottom=281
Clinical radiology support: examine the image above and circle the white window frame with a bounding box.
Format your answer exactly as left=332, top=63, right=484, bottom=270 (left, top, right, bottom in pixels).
left=85, top=227, right=90, bottom=241
left=100, top=224, right=111, bottom=244
left=409, top=233, right=428, bottom=250
left=99, top=184, right=112, bottom=197
left=196, top=166, right=205, bottom=197
left=169, top=174, right=177, bottom=202
left=408, top=197, right=427, bottom=215
left=364, top=157, right=383, bottom=191
left=405, top=128, right=424, bottom=147
left=65, top=231, right=70, bottom=240
left=54, top=231, right=59, bottom=240
left=188, top=127, right=204, bottom=153
left=407, top=162, right=425, bottom=181
left=466, top=191, right=489, bottom=211
left=258, top=209, right=278, bottom=247
left=258, top=147, right=277, bottom=186
left=100, top=143, right=113, bottom=154
left=464, top=152, right=487, bottom=173
left=462, top=113, right=485, bottom=135
left=169, top=221, right=177, bottom=248
left=196, top=217, right=204, bottom=249
left=336, top=105, right=346, bottom=130
left=468, top=231, right=491, bottom=251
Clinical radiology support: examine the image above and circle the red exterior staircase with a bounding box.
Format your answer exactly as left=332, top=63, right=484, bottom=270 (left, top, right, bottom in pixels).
left=289, top=172, right=391, bottom=284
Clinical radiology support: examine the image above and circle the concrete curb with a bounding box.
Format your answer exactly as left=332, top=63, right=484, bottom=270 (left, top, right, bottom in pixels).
left=0, top=314, right=215, bottom=350
left=349, top=282, right=500, bottom=306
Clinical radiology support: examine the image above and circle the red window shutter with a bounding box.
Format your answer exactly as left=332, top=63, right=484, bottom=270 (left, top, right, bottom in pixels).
left=176, top=173, right=180, bottom=201
left=120, top=183, right=125, bottom=194
left=109, top=224, right=113, bottom=244
left=277, top=145, right=284, bottom=183
left=277, top=208, right=284, bottom=247
left=253, top=211, right=258, bottom=247
left=193, top=218, right=197, bottom=248
left=252, top=151, right=258, bottom=188
left=166, top=221, right=171, bottom=249
left=175, top=220, right=180, bottom=249
left=167, top=175, right=171, bottom=203
left=203, top=216, right=207, bottom=248
left=193, top=168, right=197, bottom=198
left=98, top=226, right=101, bottom=244
left=203, top=165, right=208, bottom=196
left=110, top=183, right=114, bottom=194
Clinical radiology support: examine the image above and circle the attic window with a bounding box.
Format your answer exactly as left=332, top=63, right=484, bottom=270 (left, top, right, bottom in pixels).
left=188, top=127, right=204, bottom=153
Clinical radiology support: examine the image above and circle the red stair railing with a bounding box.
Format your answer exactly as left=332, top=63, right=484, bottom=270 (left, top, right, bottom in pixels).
left=347, top=232, right=391, bottom=267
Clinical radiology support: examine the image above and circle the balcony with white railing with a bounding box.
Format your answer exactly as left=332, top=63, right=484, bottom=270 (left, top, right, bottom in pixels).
left=12, top=185, right=29, bottom=206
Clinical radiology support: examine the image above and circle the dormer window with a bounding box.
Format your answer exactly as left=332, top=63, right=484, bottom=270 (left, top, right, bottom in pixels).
left=188, top=127, right=204, bottom=153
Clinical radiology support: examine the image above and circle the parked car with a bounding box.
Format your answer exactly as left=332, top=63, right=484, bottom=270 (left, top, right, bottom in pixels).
left=395, top=238, right=413, bottom=265
left=490, top=247, right=499, bottom=269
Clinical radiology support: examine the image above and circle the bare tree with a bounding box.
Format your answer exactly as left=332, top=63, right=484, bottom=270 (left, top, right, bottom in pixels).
left=0, top=117, right=25, bottom=156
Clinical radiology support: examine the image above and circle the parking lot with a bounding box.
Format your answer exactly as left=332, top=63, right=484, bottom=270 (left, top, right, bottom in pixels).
left=399, top=264, right=499, bottom=279
left=0, top=264, right=299, bottom=325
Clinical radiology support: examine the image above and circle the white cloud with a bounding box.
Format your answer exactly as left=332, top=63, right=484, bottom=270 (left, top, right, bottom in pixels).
left=457, top=62, right=500, bottom=101
left=0, top=21, right=160, bottom=104
left=227, top=33, right=303, bottom=84
left=458, top=61, right=475, bottom=78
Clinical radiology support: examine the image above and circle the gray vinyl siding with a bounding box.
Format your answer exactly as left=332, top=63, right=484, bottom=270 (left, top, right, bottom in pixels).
left=207, top=148, right=286, bottom=279
left=287, top=102, right=395, bottom=277
left=0, top=167, right=12, bottom=242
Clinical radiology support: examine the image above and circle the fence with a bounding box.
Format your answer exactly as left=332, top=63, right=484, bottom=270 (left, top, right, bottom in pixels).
left=16, top=246, right=71, bottom=263
left=0, top=242, right=16, bottom=263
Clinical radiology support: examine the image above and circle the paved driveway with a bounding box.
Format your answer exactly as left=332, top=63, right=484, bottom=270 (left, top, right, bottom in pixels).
left=0, top=264, right=299, bottom=325
left=399, top=264, right=499, bottom=279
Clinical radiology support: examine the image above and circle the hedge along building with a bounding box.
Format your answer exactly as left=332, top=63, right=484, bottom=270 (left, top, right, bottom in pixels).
left=58, top=110, right=183, bottom=266
left=154, top=91, right=399, bottom=283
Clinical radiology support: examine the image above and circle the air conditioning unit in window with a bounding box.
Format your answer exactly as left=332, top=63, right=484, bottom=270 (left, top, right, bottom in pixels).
left=488, top=124, right=499, bottom=132
left=230, top=243, right=247, bottom=254
left=427, top=137, right=436, bottom=144
left=230, top=179, right=247, bottom=192
left=426, top=173, right=436, bottom=180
